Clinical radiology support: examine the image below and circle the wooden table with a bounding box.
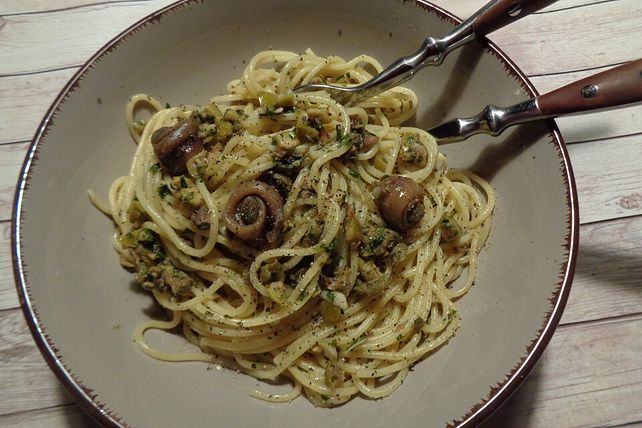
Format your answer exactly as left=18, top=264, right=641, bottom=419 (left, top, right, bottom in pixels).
left=1, top=1, right=640, bottom=426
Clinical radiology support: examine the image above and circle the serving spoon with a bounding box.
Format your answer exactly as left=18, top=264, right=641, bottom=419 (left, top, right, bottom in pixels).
left=428, top=58, right=642, bottom=143
left=294, top=0, right=559, bottom=105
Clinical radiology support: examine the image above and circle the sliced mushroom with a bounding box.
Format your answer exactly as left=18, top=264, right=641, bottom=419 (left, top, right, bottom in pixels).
left=190, top=205, right=210, bottom=230
left=362, top=133, right=379, bottom=152
left=151, top=119, right=204, bottom=176
left=224, top=181, right=284, bottom=245
left=375, top=175, right=425, bottom=232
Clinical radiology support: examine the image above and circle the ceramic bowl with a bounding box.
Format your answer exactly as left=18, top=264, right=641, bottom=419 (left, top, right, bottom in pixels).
left=13, top=0, right=578, bottom=426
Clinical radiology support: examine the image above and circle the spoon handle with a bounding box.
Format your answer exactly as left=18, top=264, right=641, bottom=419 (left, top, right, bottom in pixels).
left=427, top=59, right=642, bottom=143
left=473, top=0, right=559, bottom=36
left=538, top=59, right=642, bottom=116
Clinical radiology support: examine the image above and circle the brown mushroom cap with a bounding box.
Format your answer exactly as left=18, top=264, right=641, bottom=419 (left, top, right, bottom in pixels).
left=224, top=181, right=284, bottom=245
left=375, top=175, right=425, bottom=232
left=151, top=120, right=204, bottom=176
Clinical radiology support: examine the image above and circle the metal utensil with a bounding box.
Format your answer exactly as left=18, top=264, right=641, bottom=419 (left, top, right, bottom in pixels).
left=294, top=0, right=558, bottom=105
left=427, top=59, right=642, bottom=143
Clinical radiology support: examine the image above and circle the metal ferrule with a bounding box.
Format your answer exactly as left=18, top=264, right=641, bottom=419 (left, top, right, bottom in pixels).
left=463, top=98, right=544, bottom=139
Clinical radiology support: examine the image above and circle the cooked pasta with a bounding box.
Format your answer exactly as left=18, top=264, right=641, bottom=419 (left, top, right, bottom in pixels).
left=92, top=49, right=494, bottom=406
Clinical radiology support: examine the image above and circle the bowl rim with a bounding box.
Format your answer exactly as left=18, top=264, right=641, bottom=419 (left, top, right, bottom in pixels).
left=11, top=0, right=579, bottom=426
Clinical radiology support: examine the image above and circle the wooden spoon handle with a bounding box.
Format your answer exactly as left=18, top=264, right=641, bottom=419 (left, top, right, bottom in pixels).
left=538, top=59, right=642, bottom=116
left=473, top=0, right=559, bottom=36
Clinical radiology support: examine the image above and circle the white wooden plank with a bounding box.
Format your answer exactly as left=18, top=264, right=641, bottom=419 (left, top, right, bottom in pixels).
left=0, top=0, right=175, bottom=75
left=0, top=222, right=17, bottom=311
left=0, top=142, right=28, bottom=223
left=0, top=68, right=78, bottom=145
left=1, top=0, right=151, bottom=15
left=553, top=107, right=642, bottom=145
left=568, top=134, right=642, bottom=224
left=561, top=215, right=642, bottom=325
left=483, top=314, right=642, bottom=428
left=0, top=405, right=95, bottom=428
left=0, top=309, right=74, bottom=416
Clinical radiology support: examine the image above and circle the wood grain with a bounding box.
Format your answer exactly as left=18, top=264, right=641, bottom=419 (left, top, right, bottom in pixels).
left=1, top=0, right=150, bottom=15
left=561, top=215, right=642, bottom=325
left=484, top=314, right=642, bottom=428
left=0, top=0, right=175, bottom=75
left=0, top=405, right=94, bottom=428
left=0, top=309, right=74, bottom=416
left=568, top=134, right=642, bottom=224
left=0, top=221, right=17, bottom=311
left=0, top=142, right=28, bottom=223
left=0, top=68, right=77, bottom=145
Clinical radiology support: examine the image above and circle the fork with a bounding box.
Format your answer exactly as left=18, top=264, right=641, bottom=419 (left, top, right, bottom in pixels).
left=293, top=0, right=559, bottom=105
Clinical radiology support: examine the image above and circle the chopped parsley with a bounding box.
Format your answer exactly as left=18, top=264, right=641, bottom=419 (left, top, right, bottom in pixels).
left=158, top=184, right=171, bottom=199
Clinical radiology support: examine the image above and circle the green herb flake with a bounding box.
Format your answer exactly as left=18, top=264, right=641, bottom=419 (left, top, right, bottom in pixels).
left=366, top=227, right=387, bottom=252
left=345, top=334, right=367, bottom=352
left=158, top=184, right=171, bottom=199
left=321, top=238, right=338, bottom=253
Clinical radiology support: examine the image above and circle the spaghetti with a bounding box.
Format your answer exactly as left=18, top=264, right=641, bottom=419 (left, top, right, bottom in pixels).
left=93, top=49, right=494, bottom=406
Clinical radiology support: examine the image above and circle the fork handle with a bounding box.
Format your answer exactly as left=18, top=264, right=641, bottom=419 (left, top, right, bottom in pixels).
left=473, top=0, right=559, bottom=36
left=538, top=59, right=642, bottom=116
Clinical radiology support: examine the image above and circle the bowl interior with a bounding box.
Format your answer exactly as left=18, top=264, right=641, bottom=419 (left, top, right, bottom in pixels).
left=16, top=1, right=574, bottom=426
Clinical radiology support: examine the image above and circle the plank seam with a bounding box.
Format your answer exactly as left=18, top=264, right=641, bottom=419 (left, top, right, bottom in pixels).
left=0, top=139, right=30, bottom=147
left=528, top=61, right=629, bottom=78
left=558, top=311, right=642, bottom=330
left=534, top=0, right=621, bottom=15
left=594, top=420, right=642, bottom=428
left=0, top=0, right=153, bottom=17
left=578, top=212, right=642, bottom=228
left=0, top=402, right=77, bottom=421
left=566, top=131, right=642, bottom=145
left=0, top=65, right=81, bottom=79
